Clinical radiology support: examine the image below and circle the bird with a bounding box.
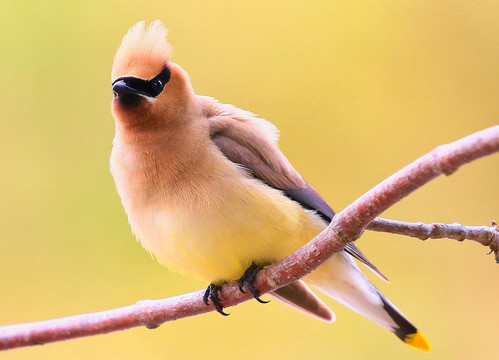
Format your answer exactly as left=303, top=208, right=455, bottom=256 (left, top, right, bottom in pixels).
left=110, top=20, right=430, bottom=352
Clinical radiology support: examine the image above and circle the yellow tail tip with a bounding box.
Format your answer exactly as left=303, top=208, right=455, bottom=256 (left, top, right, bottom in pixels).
left=404, top=330, right=431, bottom=352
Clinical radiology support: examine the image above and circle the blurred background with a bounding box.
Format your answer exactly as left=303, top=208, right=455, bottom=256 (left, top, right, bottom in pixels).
left=0, top=1, right=497, bottom=359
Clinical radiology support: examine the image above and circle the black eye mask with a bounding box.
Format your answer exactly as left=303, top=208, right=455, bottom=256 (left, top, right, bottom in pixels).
left=112, top=65, right=171, bottom=98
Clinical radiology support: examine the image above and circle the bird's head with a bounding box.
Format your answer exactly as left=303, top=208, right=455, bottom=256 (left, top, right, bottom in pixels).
left=111, top=20, right=195, bottom=130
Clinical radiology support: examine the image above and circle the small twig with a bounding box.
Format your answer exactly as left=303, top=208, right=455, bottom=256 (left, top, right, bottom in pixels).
left=0, top=125, right=498, bottom=351
left=367, top=218, right=499, bottom=262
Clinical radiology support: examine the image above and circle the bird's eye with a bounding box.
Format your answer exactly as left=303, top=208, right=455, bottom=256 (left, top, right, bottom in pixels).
left=152, top=79, right=163, bottom=93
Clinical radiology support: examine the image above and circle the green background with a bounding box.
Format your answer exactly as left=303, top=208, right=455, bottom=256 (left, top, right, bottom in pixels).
left=0, top=1, right=497, bottom=359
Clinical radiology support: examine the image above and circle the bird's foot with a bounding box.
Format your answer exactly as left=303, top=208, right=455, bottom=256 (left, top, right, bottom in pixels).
left=203, top=283, right=229, bottom=316
left=237, top=262, right=270, bottom=304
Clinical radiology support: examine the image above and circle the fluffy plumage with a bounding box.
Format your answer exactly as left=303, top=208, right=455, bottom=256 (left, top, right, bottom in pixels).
left=110, top=20, right=430, bottom=352
left=112, top=20, right=172, bottom=81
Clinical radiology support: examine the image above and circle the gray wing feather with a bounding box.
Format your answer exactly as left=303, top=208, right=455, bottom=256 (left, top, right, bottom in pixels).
left=210, top=118, right=388, bottom=282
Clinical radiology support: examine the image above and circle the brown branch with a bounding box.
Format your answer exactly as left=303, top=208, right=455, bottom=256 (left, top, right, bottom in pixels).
left=367, top=218, right=499, bottom=262
left=1, top=125, right=498, bottom=351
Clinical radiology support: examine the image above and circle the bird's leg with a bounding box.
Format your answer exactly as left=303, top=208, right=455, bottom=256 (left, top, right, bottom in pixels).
left=237, top=262, right=270, bottom=304
left=203, top=283, right=230, bottom=316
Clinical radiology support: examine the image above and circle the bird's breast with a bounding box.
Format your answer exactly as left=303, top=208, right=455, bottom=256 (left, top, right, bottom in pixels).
left=111, top=140, right=325, bottom=283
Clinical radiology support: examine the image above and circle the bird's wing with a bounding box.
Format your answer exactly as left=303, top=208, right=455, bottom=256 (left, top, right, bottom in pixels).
left=205, top=97, right=388, bottom=282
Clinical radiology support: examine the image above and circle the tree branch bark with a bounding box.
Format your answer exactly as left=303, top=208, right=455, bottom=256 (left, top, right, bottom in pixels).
left=367, top=218, right=499, bottom=262
left=1, top=125, right=498, bottom=351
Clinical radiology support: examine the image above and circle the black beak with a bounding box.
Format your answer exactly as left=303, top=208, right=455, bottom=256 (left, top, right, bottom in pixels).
left=112, top=79, right=141, bottom=97
left=112, top=66, right=171, bottom=99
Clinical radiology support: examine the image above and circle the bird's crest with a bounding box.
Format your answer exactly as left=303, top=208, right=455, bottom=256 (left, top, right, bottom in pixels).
left=112, top=20, right=172, bottom=82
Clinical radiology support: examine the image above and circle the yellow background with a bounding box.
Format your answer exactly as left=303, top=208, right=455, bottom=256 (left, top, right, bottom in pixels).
left=0, top=1, right=497, bottom=359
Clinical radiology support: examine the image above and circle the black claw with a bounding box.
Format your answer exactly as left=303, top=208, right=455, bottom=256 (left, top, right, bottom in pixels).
left=237, top=278, right=246, bottom=294
left=203, top=284, right=212, bottom=306
left=203, top=283, right=230, bottom=316
left=238, top=262, right=270, bottom=304
left=248, top=283, right=270, bottom=304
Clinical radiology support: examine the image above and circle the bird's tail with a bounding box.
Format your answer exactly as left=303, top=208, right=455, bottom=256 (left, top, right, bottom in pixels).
left=303, top=252, right=431, bottom=352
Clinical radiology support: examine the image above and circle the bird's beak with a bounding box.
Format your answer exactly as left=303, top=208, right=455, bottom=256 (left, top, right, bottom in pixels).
left=112, top=79, right=140, bottom=97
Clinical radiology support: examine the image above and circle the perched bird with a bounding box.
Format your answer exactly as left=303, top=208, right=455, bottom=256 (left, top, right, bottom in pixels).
left=110, top=20, right=430, bottom=351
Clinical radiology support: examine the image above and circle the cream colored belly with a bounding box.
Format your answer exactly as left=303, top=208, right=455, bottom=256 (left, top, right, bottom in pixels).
left=128, top=180, right=326, bottom=283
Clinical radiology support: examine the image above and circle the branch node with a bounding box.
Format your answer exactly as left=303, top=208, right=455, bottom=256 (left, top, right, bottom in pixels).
left=429, top=223, right=446, bottom=239
left=452, top=222, right=466, bottom=241
left=269, top=273, right=282, bottom=288
left=433, top=144, right=459, bottom=176
left=487, top=221, right=499, bottom=263
left=415, top=222, right=430, bottom=240
left=136, top=300, right=163, bottom=329
left=332, top=224, right=359, bottom=244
